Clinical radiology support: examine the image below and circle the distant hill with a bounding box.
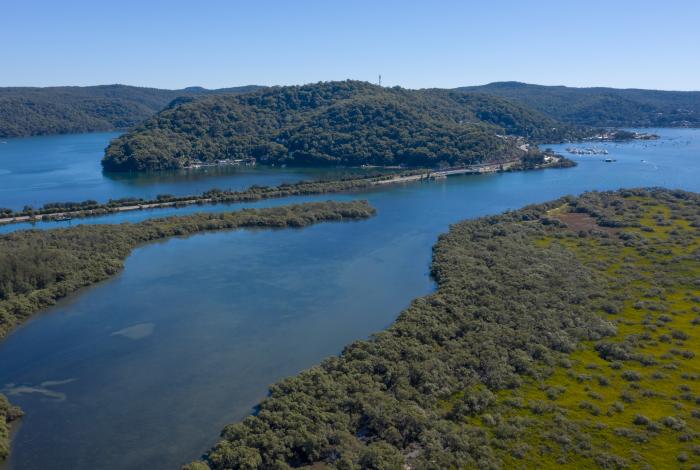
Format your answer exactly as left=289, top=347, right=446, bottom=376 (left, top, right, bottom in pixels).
left=102, top=80, right=582, bottom=171
left=5, top=81, right=699, bottom=140
left=457, top=82, right=700, bottom=127
left=0, top=84, right=262, bottom=138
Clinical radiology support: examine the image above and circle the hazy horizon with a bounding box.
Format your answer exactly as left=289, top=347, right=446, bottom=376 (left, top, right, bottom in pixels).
left=2, top=80, right=699, bottom=93
left=3, top=0, right=699, bottom=91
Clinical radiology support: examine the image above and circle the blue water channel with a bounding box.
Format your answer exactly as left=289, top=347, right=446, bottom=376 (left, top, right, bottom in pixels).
left=0, top=129, right=698, bottom=469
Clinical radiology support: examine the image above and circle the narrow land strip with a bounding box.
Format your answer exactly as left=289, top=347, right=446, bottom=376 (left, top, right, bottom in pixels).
left=0, top=157, right=566, bottom=226
left=0, top=199, right=378, bottom=464
left=185, top=188, right=700, bottom=469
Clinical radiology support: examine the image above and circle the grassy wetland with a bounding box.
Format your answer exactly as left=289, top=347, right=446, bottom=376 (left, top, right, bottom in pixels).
left=481, top=190, right=700, bottom=468
left=188, top=188, right=699, bottom=470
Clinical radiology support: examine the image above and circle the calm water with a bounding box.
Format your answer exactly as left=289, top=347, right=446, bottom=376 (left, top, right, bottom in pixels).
left=0, top=129, right=699, bottom=469
left=0, top=132, right=369, bottom=212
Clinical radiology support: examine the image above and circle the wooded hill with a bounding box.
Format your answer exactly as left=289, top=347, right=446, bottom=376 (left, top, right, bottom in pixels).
left=187, top=188, right=700, bottom=470
left=0, top=84, right=261, bottom=138
left=459, top=81, right=700, bottom=128
left=102, top=80, right=581, bottom=171
left=3, top=81, right=698, bottom=141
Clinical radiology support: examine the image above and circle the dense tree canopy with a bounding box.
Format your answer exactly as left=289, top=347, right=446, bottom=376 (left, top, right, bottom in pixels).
left=0, top=200, right=375, bottom=340
left=0, top=84, right=261, bottom=138
left=103, top=81, right=582, bottom=171
left=0, top=171, right=427, bottom=222
left=0, top=395, right=22, bottom=461
left=186, top=188, right=700, bottom=469
left=0, top=200, right=376, bottom=462
left=459, top=81, right=700, bottom=127
left=4, top=80, right=698, bottom=140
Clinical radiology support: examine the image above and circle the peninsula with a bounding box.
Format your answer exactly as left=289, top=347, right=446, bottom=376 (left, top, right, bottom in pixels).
left=0, top=200, right=377, bottom=463
left=0, top=200, right=376, bottom=340
left=186, top=188, right=700, bottom=469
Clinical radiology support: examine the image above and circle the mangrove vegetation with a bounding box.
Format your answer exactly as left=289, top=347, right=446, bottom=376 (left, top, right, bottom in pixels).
left=186, top=188, right=700, bottom=469
left=0, top=200, right=375, bottom=341
left=0, top=394, right=22, bottom=461
left=3, top=155, right=574, bottom=225
left=0, top=199, right=376, bottom=463
left=0, top=172, right=408, bottom=223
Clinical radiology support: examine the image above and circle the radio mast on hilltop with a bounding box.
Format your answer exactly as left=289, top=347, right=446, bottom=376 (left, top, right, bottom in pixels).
left=378, top=74, right=382, bottom=86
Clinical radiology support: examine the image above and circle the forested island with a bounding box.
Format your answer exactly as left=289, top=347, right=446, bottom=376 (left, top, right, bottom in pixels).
left=0, top=84, right=261, bottom=138
left=182, top=188, right=700, bottom=469
left=102, top=81, right=582, bottom=171
left=460, top=81, right=700, bottom=128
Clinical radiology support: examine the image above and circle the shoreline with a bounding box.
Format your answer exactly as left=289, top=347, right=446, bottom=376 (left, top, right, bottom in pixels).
left=189, top=188, right=700, bottom=469
left=0, top=200, right=377, bottom=340
left=0, top=157, right=568, bottom=227
left=0, top=200, right=376, bottom=466
left=0, top=419, right=21, bottom=470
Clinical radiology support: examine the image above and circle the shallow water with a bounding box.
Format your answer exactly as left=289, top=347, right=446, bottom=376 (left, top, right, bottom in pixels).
left=0, top=129, right=699, bottom=469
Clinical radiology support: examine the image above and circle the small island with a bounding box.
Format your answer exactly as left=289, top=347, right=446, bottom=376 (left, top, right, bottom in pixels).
left=101, top=81, right=583, bottom=172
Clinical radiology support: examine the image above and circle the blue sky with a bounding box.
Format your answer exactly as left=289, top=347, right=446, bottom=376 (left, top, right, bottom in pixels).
left=3, top=0, right=698, bottom=90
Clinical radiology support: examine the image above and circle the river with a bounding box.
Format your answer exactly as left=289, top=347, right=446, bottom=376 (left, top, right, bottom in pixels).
left=0, top=129, right=698, bottom=469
